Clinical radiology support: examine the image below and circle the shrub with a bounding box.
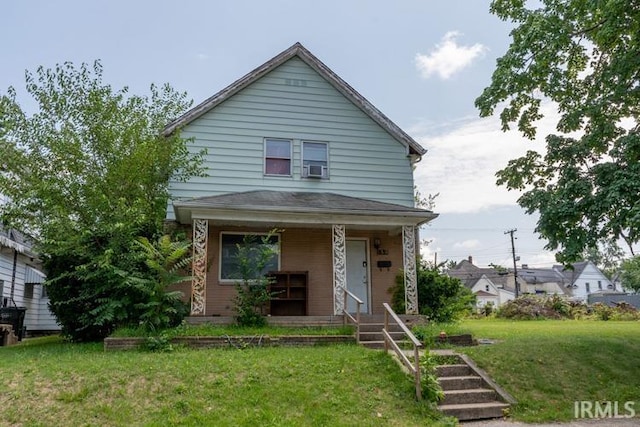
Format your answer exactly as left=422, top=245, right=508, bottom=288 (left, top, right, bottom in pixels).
left=419, top=352, right=444, bottom=403
left=389, top=261, right=475, bottom=322
left=496, top=295, right=570, bottom=320
left=233, top=231, right=280, bottom=327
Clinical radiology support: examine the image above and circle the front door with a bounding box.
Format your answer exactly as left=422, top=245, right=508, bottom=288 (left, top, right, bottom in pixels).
left=346, top=239, right=370, bottom=313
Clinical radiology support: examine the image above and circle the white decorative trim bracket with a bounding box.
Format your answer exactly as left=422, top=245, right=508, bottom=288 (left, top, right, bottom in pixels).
left=191, top=219, right=208, bottom=315
left=403, top=225, right=418, bottom=315
left=332, top=224, right=346, bottom=315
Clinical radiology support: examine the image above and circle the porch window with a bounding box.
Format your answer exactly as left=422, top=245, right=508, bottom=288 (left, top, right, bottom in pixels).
left=264, top=138, right=292, bottom=176
left=302, top=141, right=328, bottom=178
left=220, top=232, right=280, bottom=281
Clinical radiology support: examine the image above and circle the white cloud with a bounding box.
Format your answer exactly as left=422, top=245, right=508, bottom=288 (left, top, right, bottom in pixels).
left=415, top=31, right=487, bottom=80
left=412, top=101, right=559, bottom=214
left=453, top=239, right=481, bottom=249
left=196, top=53, right=209, bottom=60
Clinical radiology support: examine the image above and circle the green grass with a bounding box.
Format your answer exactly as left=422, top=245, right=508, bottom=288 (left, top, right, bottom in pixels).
left=411, top=322, right=472, bottom=347
left=0, top=336, right=453, bottom=426
left=458, top=319, right=640, bottom=422
left=111, top=323, right=355, bottom=338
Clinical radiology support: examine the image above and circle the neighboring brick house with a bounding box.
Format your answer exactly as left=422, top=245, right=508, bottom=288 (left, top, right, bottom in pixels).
left=164, top=43, right=437, bottom=318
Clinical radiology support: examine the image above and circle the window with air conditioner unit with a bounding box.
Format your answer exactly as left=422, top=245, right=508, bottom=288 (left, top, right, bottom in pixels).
left=302, top=141, right=328, bottom=179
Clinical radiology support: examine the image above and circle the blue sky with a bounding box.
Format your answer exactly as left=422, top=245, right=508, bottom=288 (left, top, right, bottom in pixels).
left=2, top=0, right=559, bottom=268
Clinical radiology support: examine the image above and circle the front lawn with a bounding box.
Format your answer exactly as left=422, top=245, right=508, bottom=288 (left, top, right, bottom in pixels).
left=459, top=319, right=640, bottom=422
left=0, top=337, right=451, bottom=426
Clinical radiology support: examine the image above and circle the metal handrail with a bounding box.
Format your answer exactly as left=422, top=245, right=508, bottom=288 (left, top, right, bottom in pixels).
left=382, top=302, right=423, bottom=400
left=343, top=289, right=363, bottom=344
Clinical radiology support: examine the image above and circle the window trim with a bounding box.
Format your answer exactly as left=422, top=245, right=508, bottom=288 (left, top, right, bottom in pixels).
left=218, top=231, right=282, bottom=284
left=264, top=138, right=293, bottom=177
left=301, top=140, right=329, bottom=179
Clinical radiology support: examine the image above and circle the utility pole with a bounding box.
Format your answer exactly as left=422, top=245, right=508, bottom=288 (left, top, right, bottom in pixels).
left=505, top=229, right=519, bottom=298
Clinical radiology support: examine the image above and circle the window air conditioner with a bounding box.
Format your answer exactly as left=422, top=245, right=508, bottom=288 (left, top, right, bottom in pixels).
left=306, top=164, right=324, bottom=178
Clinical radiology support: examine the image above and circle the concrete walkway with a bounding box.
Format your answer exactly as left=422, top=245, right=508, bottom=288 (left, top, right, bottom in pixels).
left=462, top=419, right=639, bottom=427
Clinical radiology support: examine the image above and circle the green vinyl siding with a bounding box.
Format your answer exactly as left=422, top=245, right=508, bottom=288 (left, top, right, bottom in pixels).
left=167, top=57, right=416, bottom=219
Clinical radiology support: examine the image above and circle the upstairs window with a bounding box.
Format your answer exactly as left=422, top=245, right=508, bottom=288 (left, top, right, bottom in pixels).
left=264, top=139, right=292, bottom=176
left=302, top=141, right=328, bottom=179
left=585, top=282, right=590, bottom=293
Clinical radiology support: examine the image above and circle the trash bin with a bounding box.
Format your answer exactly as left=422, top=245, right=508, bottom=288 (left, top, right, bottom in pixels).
left=0, top=307, right=27, bottom=341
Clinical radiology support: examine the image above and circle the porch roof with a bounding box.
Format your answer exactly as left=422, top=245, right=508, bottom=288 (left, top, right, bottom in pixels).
left=173, top=190, right=438, bottom=229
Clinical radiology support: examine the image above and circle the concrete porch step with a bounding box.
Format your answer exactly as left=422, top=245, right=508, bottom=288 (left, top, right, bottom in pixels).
left=438, top=402, right=510, bottom=421
left=358, top=339, right=414, bottom=350
left=358, top=322, right=404, bottom=333
left=438, top=376, right=484, bottom=391
left=358, top=331, right=405, bottom=342
left=436, top=364, right=471, bottom=377
left=441, top=388, right=497, bottom=405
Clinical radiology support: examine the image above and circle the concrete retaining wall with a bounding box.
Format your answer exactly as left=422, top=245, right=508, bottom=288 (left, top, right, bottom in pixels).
left=104, top=335, right=355, bottom=351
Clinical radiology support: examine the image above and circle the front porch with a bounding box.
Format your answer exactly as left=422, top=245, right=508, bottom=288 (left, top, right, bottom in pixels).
left=172, top=191, right=437, bottom=318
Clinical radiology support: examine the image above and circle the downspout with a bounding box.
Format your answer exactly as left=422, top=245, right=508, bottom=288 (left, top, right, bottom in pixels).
left=9, top=248, right=17, bottom=299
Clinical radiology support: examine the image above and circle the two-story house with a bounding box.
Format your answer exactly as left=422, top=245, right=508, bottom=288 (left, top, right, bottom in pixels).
left=163, top=43, right=437, bottom=319
left=553, top=261, right=614, bottom=302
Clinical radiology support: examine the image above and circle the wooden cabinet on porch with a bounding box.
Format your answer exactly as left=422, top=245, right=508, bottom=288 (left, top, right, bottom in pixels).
left=267, top=271, right=308, bottom=316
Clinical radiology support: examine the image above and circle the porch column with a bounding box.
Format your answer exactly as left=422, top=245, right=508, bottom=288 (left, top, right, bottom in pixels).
left=403, top=225, right=419, bottom=315
left=191, top=219, right=208, bottom=315
left=332, top=224, right=347, bottom=315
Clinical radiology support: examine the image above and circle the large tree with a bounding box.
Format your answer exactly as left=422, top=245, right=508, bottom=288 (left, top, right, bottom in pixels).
left=476, top=0, right=640, bottom=263
left=0, top=61, right=204, bottom=340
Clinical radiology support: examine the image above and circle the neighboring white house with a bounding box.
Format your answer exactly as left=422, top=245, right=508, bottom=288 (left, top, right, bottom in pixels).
left=447, top=258, right=515, bottom=310
left=449, top=257, right=616, bottom=307
left=553, top=261, right=614, bottom=302
left=0, top=227, right=59, bottom=333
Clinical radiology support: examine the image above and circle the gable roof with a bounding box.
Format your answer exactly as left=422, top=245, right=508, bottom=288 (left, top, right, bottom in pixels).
left=163, top=42, right=426, bottom=157
left=447, top=260, right=514, bottom=291
left=553, top=261, right=591, bottom=283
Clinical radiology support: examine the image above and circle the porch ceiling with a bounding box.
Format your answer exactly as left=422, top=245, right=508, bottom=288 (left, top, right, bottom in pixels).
left=173, top=190, right=438, bottom=231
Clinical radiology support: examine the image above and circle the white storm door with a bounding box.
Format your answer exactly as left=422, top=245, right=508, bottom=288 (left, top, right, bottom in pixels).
left=346, top=239, right=370, bottom=313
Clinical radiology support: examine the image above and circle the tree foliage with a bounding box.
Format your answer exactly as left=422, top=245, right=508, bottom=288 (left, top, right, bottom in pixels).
left=390, top=262, right=475, bottom=322
left=581, top=238, right=625, bottom=278
left=476, top=0, right=640, bottom=263
left=620, top=256, right=640, bottom=293
left=133, top=235, right=192, bottom=331
left=0, top=61, right=204, bottom=340
left=233, top=231, right=281, bottom=327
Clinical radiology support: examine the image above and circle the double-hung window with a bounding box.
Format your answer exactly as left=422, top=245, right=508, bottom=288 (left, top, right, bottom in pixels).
left=220, top=232, right=280, bottom=282
left=264, top=138, right=292, bottom=176
left=302, top=141, right=328, bottom=178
